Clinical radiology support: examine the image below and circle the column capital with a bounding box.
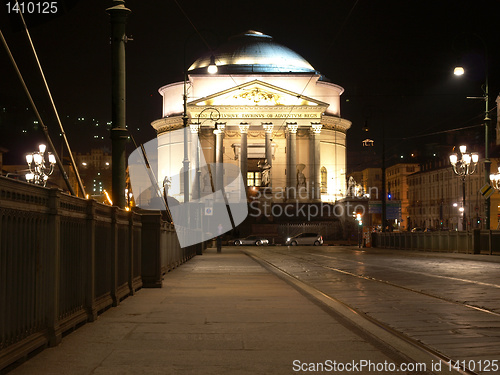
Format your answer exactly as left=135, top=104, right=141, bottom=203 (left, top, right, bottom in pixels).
left=262, top=123, right=274, bottom=133
left=213, top=122, right=226, bottom=135
left=189, top=123, right=200, bottom=134
left=287, top=123, right=298, bottom=133
left=310, top=123, right=322, bottom=134
left=239, top=123, right=250, bottom=133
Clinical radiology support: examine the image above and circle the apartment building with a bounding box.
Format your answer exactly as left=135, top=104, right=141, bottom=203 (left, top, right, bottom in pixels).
left=407, top=159, right=499, bottom=230
left=386, top=163, right=420, bottom=230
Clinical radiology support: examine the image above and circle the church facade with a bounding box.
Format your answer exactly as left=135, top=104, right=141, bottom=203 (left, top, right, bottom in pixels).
left=151, top=30, right=351, bottom=207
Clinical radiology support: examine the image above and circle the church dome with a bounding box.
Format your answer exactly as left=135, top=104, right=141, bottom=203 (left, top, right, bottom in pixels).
left=188, top=30, right=318, bottom=74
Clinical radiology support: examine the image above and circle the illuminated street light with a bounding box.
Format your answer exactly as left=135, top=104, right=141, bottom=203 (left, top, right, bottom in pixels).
left=449, top=145, right=479, bottom=230
left=25, top=144, right=56, bottom=186
left=453, top=34, right=491, bottom=228
left=453, top=66, right=465, bottom=76
left=207, top=55, right=218, bottom=74
left=490, top=167, right=500, bottom=191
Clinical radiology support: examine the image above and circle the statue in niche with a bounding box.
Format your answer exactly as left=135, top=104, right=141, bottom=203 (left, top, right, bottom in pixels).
left=202, top=170, right=213, bottom=192
left=258, top=159, right=272, bottom=187
left=296, top=164, right=306, bottom=189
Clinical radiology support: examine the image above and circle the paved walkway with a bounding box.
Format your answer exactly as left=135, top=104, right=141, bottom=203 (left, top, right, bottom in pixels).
left=10, top=248, right=416, bottom=375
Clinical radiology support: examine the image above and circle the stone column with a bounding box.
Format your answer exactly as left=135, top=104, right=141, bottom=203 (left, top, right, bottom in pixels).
left=262, top=123, right=274, bottom=188
left=214, top=123, right=225, bottom=192
left=310, top=123, right=322, bottom=200
left=239, top=123, right=249, bottom=188
left=262, top=123, right=274, bottom=164
left=287, top=123, right=298, bottom=199
left=190, top=123, right=200, bottom=199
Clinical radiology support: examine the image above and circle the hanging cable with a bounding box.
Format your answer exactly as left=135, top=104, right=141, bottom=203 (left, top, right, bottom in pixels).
left=0, top=27, right=76, bottom=195
left=15, top=1, right=86, bottom=197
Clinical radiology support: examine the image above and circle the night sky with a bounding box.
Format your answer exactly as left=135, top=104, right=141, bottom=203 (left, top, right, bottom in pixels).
left=1, top=0, right=499, bottom=171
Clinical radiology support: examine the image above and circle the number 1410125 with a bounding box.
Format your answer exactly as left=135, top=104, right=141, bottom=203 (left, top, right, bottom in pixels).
left=6, top=2, right=58, bottom=14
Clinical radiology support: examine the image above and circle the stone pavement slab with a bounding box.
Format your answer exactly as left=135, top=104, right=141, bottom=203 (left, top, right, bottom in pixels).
left=9, top=248, right=412, bottom=375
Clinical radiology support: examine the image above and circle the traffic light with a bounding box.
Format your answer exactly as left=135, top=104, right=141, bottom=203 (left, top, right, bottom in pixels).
left=355, top=213, right=363, bottom=226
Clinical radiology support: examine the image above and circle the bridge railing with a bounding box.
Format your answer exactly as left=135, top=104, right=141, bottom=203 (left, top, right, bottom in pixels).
left=0, top=177, right=196, bottom=371
left=373, top=230, right=500, bottom=254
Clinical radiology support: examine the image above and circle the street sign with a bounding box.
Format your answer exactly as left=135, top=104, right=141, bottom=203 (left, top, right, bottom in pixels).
left=204, top=207, right=213, bottom=216
left=480, top=183, right=495, bottom=199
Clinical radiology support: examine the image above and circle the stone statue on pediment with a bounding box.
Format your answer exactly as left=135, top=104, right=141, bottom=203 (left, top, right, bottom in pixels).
left=347, top=176, right=356, bottom=197
left=162, top=176, right=171, bottom=198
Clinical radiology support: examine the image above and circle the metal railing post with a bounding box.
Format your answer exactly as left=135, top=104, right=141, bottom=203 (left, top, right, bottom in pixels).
left=47, top=188, right=62, bottom=346
left=86, top=199, right=97, bottom=321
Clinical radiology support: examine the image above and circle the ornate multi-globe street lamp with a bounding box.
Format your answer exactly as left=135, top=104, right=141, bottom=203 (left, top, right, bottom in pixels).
left=490, top=167, right=500, bottom=191
left=453, top=34, right=491, bottom=228
left=449, top=145, right=479, bottom=230
left=25, top=144, right=56, bottom=186
left=491, top=167, right=500, bottom=230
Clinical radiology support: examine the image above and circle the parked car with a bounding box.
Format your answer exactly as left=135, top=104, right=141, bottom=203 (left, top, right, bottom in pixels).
left=232, top=235, right=269, bottom=246
left=285, top=233, right=323, bottom=246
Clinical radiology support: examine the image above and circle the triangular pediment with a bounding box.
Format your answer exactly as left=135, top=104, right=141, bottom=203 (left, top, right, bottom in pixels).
left=189, top=80, right=329, bottom=108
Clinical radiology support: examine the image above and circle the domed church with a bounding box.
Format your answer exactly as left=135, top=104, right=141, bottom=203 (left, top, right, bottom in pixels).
left=151, top=30, right=351, bottom=206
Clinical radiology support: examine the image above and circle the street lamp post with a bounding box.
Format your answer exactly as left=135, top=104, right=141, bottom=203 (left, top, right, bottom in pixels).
left=181, top=45, right=217, bottom=253
left=26, top=144, right=56, bottom=186
left=449, top=145, right=479, bottom=230
left=107, top=0, right=131, bottom=209
left=183, top=48, right=217, bottom=204
left=453, top=34, right=490, bottom=229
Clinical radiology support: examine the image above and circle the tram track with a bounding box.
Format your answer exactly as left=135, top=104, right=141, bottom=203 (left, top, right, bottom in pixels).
left=283, top=250, right=500, bottom=317
left=243, top=247, right=500, bottom=375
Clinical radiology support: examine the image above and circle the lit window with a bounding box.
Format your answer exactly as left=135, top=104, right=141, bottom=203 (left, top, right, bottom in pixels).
left=247, top=172, right=262, bottom=187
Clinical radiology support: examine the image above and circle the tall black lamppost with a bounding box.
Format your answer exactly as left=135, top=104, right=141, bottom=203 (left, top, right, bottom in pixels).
left=449, top=145, right=479, bottom=231
left=453, top=34, right=490, bottom=229
left=107, top=0, right=130, bottom=208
